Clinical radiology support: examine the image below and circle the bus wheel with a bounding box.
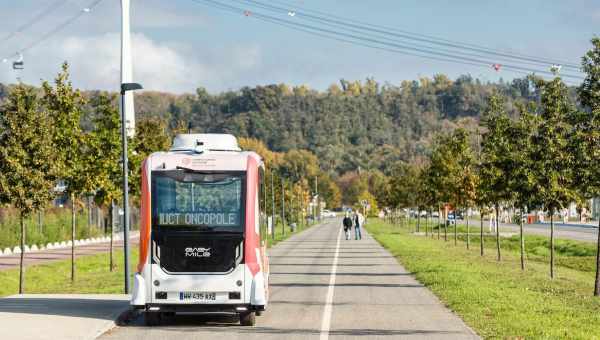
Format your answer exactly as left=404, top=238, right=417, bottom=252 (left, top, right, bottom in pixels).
left=239, top=311, right=256, bottom=326
left=144, top=312, right=161, bottom=326
left=255, top=310, right=262, bottom=316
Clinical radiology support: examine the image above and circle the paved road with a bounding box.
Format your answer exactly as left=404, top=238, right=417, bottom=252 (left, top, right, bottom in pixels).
left=450, top=219, right=598, bottom=243
left=0, top=236, right=139, bottom=271
left=101, top=219, right=478, bottom=339
left=499, top=223, right=598, bottom=243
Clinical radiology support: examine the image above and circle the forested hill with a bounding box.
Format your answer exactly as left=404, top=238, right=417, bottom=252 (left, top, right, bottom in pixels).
left=0, top=74, right=567, bottom=176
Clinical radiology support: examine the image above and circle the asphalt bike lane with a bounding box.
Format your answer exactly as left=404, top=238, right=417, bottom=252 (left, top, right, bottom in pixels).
left=100, top=219, right=478, bottom=339
left=0, top=235, right=139, bottom=271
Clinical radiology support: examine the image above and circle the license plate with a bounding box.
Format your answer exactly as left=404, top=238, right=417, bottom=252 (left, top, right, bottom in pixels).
left=179, top=292, right=216, bottom=301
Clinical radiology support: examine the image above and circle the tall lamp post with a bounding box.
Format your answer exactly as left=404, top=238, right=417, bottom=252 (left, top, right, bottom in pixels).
left=120, top=0, right=141, bottom=294
left=120, top=82, right=142, bottom=294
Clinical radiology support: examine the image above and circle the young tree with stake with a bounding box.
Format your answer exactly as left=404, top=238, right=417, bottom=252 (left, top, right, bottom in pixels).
left=42, top=63, right=90, bottom=282
left=571, top=37, right=600, bottom=294
left=511, top=105, right=540, bottom=270
left=0, top=85, right=58, bottom=293
left=480, top=94, right=515, bottom=261
left=88, top=93, right=123, bottom=271
left=530, top=77, right=577, bottom=279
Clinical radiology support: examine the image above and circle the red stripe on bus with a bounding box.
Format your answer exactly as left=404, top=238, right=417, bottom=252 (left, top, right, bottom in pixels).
left=244, top=155, right=260, bottom=276
left=137, top=159, right=151, bottom=273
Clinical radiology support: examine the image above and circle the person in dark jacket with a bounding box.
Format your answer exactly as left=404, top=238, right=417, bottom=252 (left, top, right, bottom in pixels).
left=342, top=213, right=353, bottom=240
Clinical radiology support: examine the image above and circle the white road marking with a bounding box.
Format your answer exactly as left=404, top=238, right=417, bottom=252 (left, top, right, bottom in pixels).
left=319, top=225, right=342, bottom=340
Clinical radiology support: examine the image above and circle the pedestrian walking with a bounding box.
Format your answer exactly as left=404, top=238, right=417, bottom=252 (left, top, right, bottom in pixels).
left=354, top=211, right=364, bottom=240
left=342, top=212, right=353, bottom=240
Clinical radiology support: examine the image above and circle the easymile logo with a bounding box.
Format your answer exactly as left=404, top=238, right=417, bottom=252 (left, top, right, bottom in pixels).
left=185, top=247, right=211, bottom=258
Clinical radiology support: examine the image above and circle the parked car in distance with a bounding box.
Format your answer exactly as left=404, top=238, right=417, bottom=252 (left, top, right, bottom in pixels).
left=447, top=211, right=464, bottom=225
left=321, top=210, right=337, bottom=218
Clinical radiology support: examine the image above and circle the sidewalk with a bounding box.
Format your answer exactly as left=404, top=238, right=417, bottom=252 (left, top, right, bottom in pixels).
left=0, top=294, right=130, bottom=340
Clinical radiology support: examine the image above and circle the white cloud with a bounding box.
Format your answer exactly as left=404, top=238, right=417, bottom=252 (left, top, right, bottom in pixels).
left=0, top=32, right=262, bottom=93
left=132, top=1, right=209, bottom=28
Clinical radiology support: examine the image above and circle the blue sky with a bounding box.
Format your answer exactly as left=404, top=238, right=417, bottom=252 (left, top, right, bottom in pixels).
left=0, top=0, right=598, bottom=93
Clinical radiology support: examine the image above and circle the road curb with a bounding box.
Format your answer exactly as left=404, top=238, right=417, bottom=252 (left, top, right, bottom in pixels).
left=0, top=233, right=139, bottom=257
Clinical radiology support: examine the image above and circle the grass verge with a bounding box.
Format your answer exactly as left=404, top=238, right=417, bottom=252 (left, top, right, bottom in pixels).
left=0, top=248, right=137, bottom=297
left=0, top=220, right=320, bottom=298
left=366, top=219, right=600, bottom=339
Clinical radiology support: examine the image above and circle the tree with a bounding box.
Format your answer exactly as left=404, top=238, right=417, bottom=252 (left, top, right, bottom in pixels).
left=239, top=137, right=280, bottom=166
left=428, top=132, right=462, bottom=242
left=278, top=149, right=320, bottom=183
left=530, top=77, right=578, bottom=278
left=0, top=85, right=58, bottom=293
left=572, top=37, right=600, bottom=294
left=338, top=172, right=369, bottom=206
left=445, top=129, right=477, bottom=247
left=355, top=190, right=379, bottom=217
left=422, top=161, right=444, bottom=239
left=367, top=170, right=390, bottom=209
left=130, top=117, right=171, bottom=200
left=88, top=93, right=122, bottom=271
left=511, top=105, right=540, bottom=270
left=317, top=173, right=342, bottom=210
left=480, top=94, right=515, bottom=261
left=41, top=63, right=89, bottom=282
left=387, top=162, right=418, bottom=228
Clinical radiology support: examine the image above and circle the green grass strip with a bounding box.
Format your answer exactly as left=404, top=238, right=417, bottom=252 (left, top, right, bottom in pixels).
left=0, top=220, right=320, bottom=298
left=366, top=219, right=600, bottom=339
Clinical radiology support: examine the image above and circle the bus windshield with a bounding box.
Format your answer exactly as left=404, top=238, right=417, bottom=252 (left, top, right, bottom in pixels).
left=152, top=171, right=244, bottom=231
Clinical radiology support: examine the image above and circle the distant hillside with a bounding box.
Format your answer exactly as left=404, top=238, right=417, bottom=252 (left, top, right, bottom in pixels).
left=1, top=75, right=573, bottom=176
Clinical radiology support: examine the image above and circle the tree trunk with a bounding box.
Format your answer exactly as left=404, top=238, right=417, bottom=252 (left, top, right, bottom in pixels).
left=496, top=204, right=501, bottom=261
left=520, top=209, right=525, bottom=271
left=437, top=209, right=441, bottom=240
left=417, top=212, right=421, bottom=233
left=87, top=196, right=92, bottom=230
left=550, top=213, right=555, bottom=279
left=480, top=210, right=484, bottom=256
left=444, top=212, right=448, bottom=242
left=454, top=210, right=457, bottom=246
left=466, top=209, right=470, bottom=250
left=594, top=217, right=600, bottom=296
left=71, top=193, right=76, bottom=282
left=425, top=212, right=429, bottom=237
left=109, top=201, right=114, bottom=272
left=19, top=212, right=25, bottom=294
left=37, top=210, right=43, bottom=233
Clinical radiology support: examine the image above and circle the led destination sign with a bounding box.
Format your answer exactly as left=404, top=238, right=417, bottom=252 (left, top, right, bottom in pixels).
left=158, top=212, right=239, bottom=226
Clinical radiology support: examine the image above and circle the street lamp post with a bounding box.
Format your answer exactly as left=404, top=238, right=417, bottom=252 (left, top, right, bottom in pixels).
left=120, top=83, right=142, bottom=294
left=120, top=0, right=142, bottom=295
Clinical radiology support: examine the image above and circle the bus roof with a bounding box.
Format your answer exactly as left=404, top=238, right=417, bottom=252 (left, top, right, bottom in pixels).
left=147, top=134, right=262, bottom=172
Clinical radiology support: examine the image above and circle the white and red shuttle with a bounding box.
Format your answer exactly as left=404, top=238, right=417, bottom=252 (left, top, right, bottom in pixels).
left=131, top=134, right=269, bottom=326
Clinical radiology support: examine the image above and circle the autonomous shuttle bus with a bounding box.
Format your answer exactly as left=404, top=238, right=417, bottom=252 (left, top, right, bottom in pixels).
left=131, top=134, right=269, bottom=326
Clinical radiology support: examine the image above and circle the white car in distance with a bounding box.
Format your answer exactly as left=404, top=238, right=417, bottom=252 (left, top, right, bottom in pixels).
left=321, top=210, right=337, bottom=218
